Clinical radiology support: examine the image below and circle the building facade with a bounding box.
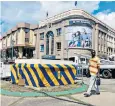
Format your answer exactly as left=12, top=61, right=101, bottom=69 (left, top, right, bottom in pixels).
left=1, top=9, right=115, bottom=61
left=36, top=9, right=115, bottom=60
left=0, top=23, right=38, bottom=60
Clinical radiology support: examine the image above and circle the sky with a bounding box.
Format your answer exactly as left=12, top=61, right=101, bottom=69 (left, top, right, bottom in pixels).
left=0, top=1, right=115, bottom=37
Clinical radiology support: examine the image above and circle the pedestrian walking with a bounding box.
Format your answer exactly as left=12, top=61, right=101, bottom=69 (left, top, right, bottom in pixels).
left=84, top=50, right=100, bottom=97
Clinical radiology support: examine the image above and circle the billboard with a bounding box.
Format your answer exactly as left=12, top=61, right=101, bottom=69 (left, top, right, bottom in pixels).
left=65, top=26, right=92, bottom=48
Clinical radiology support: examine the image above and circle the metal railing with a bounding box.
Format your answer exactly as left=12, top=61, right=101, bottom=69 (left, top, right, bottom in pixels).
left=75, top=63, right=84, bottom=85
left=0, top=61, right=11, bottom=79
left=74, top=53, right=90, bottom=85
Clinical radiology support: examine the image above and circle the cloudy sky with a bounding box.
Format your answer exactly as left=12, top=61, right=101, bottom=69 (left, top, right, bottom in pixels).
left=0, top=1, right=115, bottom=36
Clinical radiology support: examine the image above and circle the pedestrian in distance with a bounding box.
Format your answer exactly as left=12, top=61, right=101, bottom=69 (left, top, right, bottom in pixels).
left=84, top=50, right=100, bottom=97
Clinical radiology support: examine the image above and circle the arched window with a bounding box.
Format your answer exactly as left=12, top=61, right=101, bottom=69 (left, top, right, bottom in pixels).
left=46, top=31, right=54, bottom=55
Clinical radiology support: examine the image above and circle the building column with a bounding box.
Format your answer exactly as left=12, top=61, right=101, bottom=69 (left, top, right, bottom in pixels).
left=19, top=47, right=23, bottom=58
left=100, top=32, right=102, bottom=53
left=53, top=29, right=56, bottom=56
left=95, top=24, right=99, bottom=56
left=35, top=30, right=39, bottom=59
left=105, top=34, right=107, bottom=55
left=103, top=33, right=106, bottom=55
left=112, top=37, right=114, bottom=54
left=61, top=22, right=65, bottom=60
left=101, top=32, right=104, bottom=54
left=92, top=24, right=96, bottom=49
left=44, top=32, right=47, bottom=55
left=49, top=36, right=51, bottom=55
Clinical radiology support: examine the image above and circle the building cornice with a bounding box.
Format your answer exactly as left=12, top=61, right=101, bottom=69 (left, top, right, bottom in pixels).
left=39, top=9, right=115, bottom=33
left=17, top=23, right=30, bottom=29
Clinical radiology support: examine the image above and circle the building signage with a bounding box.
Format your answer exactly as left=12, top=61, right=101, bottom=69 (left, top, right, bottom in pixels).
left=69, top=19, right=92, bottom=26
left=42, top=55, right=56, bottom=60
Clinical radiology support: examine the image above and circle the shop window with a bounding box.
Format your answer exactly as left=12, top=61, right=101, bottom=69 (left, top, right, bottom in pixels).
left=40, top=45, right=44, bottom=52
left=56, top=28, right=62, bottom=36
left=40, top=32, right=44, bottom=40
left=57, top=42, right=61, bottom=51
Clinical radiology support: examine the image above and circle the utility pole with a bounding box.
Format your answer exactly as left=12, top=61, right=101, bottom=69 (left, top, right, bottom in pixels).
left=67, top=48, right=69, bottom=60
left=66, top=40, right=69, bottom=60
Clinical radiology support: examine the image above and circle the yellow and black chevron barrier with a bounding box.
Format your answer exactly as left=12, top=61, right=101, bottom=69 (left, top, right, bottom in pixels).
left=11, top=64, right=77, bottom=87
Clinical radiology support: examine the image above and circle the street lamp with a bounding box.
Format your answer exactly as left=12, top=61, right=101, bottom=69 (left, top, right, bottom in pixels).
left=65, top=40, right=69, bottom=60
left=65, top=48, right=69, bottom=60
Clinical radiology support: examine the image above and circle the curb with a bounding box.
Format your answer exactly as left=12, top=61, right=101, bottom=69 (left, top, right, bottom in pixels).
left=0, top=84, right=87, bottom=97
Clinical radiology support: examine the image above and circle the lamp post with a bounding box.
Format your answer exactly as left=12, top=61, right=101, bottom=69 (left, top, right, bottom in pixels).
left=65, top=40, right=69, bottom=60
left=66, top=48, right=69, bottom=60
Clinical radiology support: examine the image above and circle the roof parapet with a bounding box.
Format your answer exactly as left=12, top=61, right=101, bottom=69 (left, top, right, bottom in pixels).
left=30, top=24, right=39, bottom=30
left=17, top=22, right=30, bottom=29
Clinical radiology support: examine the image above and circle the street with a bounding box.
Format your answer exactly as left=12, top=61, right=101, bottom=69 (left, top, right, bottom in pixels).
left=1, top=77, right=115, bottom=106
left=83, top=77, right=115, bottom=93
left=1, top=96, right=89, bottom=106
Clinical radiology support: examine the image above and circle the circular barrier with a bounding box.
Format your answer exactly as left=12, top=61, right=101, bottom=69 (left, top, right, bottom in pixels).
left=11, top=64, right=78, bottom=87
left=0, top=84, right=87, bottom=97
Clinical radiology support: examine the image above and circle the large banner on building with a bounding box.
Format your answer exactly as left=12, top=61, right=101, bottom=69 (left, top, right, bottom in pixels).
left=65, top=23, right=92, bottom=48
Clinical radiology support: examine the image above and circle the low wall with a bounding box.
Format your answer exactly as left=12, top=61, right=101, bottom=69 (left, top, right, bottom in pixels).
left=11, top=64, right=77, bottom=87
left=15, top=59, right=75, bottom=64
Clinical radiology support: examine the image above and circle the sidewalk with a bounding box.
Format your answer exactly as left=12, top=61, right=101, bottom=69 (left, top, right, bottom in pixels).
left=71, top=92, right=115, bottom=106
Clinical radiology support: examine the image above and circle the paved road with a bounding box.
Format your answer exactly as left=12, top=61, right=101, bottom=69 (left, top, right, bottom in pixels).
left=83, top=77, right=115, bottom=93
left=1, top=95, right=87, bottom=106
left=1, top=77, right=115, bottom=106
left=74, top=77, right=115, bottom=106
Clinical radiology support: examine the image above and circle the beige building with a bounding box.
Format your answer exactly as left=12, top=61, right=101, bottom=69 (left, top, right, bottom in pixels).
left=36, top=9, right=115, bottom=60
left=1, top=9, right=115, bottom=61
left=0, top=23, right=38, bottom=59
